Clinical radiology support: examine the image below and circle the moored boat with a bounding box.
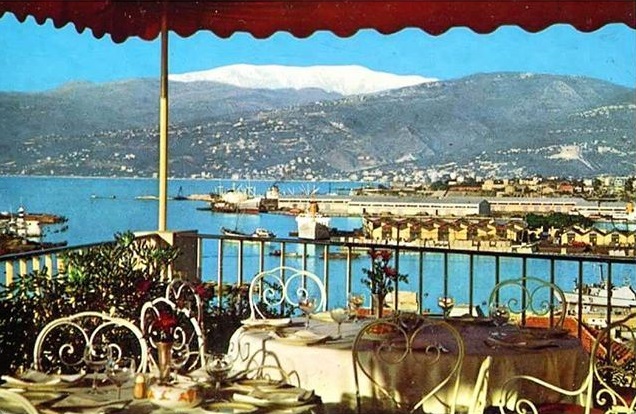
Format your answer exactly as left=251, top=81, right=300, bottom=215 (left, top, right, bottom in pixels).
left=295, top=200, right=331, bottom=240
left=252, top=228, right=276, bottom=239
left=561, top=268, right=636, bottom=327
left=220, top=227, right=250, bottom=237
left=221, top=227, right=276, bottom=239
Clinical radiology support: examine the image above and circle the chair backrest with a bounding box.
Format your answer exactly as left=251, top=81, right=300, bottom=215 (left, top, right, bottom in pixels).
left=589, top=312, right=636, bottom=413
left=140, top=296, right=206, bottom=373
left=495, top=313, right=635, bottom=414
left=164, top=279, right=204, bottom=327
left=33, top=311, right=148, bottom=374
left=352, top=312, right=464, bottom=413
left=487, top=276, right=567, bottom=327
left=241, top=348, right=301, bottom=387
left=0, top=389, right=40, bottom=414
left=467, top=356, right=492, bottom=414
left=248, top=266, right=326, bottom=320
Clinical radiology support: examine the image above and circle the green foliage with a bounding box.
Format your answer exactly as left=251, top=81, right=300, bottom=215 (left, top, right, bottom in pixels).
left=525, top=212, right=594, bottom=229
left=0, top=231, right=178, bottom=374
left=0, top=230, right=278, bottom=375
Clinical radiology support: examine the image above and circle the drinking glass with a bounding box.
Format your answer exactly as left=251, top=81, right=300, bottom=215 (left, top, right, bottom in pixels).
left=170, top=347, right=191, bottom=383
left=205, top=353, right=233, bottom=398
left=329, top=307, right=350, bottom=338
left=437, top=296, right=455, bottom=318
left=347, top=293, right=365, bottom=323
left=106, top=357, right=136, bottom=400
left=490, top=305, right=511, bottom=335
left=83, top=343, right=112, bottom=394
left=298, top=296, right=317, bottom=329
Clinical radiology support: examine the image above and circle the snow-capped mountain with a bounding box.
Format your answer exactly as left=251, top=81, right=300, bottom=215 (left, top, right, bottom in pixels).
left=168, top=64, right=434, bottom=95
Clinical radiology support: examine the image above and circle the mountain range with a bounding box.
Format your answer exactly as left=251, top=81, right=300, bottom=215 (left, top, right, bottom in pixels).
left=0, top=65, right=633, bottom=180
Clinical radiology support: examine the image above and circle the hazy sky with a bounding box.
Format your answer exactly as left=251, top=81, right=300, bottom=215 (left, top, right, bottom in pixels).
left=0, top=14, right=634, bottom=92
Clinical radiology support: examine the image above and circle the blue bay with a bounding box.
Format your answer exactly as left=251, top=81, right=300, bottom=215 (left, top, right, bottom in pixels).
left=1, top=176, right=634, bottom=311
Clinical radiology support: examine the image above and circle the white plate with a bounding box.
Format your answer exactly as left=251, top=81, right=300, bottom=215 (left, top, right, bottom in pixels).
left=202, top=402, right=258, bottom=413
left=241, top=318, right=291, bottom=327
left=269, top=330, right=329, bottom=346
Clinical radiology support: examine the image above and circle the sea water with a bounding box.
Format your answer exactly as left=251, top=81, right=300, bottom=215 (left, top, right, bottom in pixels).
left=1, top=176, right=635, bottom=311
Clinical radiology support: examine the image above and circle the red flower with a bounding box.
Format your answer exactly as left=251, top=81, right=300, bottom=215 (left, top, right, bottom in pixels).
left=154, top=309, right=178, bottom=341
left=194, top=283, right=213, bottom=300
left=361, top=249, right=408, bottom=296
left=136, top=278, right=152, bottom=295
left=384, top=266, right=398, bottom=279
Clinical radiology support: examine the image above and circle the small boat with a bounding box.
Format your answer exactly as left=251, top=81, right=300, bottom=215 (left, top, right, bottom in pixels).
left=173, top=186, right=188, bottom=201
left=221, top=227, right=275, bottom=239
left=252, top=228, right=276, bottom=239
left=220, top=227, right=250, bottom=237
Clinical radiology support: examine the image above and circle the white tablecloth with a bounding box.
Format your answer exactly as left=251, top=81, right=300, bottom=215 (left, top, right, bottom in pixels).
left=229, top=317, right=589, bottom=413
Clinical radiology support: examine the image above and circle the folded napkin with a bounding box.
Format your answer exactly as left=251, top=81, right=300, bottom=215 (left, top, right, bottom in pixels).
left=241, top=318, right=291, bottom=328
left=2, top=370, right=85, bottom=388
left=51, top=393, right=131, bottom=413
left=233, top=387, right=315, bottom=407
left=268, top=330, right=330, bottom=346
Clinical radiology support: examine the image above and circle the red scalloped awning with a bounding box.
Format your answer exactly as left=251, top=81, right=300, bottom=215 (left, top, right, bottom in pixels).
left=0, top=1, right=634, bottom=43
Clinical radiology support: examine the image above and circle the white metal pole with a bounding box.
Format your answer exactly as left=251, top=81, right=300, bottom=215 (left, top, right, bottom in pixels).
left=158, top=15, right=169, bottom=231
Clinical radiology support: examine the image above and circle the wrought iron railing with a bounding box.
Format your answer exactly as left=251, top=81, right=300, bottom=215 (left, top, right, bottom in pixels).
left=2, top=232, right=635, bottom=338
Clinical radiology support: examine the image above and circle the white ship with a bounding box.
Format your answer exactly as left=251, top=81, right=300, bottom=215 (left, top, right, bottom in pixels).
left=562, top=268, right=636, bottom=327
left=295, top=200, right=331, bottom=240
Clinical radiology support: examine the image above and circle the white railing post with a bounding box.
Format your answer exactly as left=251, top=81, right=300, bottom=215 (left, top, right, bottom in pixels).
left=5, top=261, right=14, bottom=285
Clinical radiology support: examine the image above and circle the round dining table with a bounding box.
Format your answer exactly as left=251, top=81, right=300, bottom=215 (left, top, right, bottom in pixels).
left=229, top=315, right=590, bottom=413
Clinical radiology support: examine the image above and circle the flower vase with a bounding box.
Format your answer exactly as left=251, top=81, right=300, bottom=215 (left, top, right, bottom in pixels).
left=372, top=293, right=386, bottom=319
left=156, top=341, right=173, bottom=384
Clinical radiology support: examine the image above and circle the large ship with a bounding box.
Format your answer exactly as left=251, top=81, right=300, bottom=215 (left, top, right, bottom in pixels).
left=562, top=268, right=636, bottom=328
left=295, top=200, right=331, bottom=240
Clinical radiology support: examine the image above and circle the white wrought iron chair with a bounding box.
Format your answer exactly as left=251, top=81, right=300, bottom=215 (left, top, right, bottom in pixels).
left=487, top=277, right=567, bottom=328
left=241, top=347, right=302, bottom=387
left=33, top=311, right=148, bottom=374
left=352, top=312, right=465, bottom=414
left=465, top=356, right=493, bottom=414
left=0, top=389, right=40, bottom=414
left=140, top=296, right=206, bottom=374
left=247, top=266, right=326, bottom=321
left=164, top=278, right=204, bottom=327
left=496, top=312, right=636, bottom=414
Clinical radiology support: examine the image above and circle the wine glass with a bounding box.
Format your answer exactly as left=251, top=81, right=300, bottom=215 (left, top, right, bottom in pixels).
left=437, top=296, right=455, bottom=318
left=106, top=357, right=136, bottom=400
left=490, top=305, right=511, bottom=336
left=170, top=347, right=191, bottom=383
left=298, top=296, right=317, bottom=329
left=347, top=293, right=365, bottom=323
left=329, top=307, right=350, bottom=338
left=205, top=353, right=233, bottom=398
left=83, top=343, right=112, bottom=394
